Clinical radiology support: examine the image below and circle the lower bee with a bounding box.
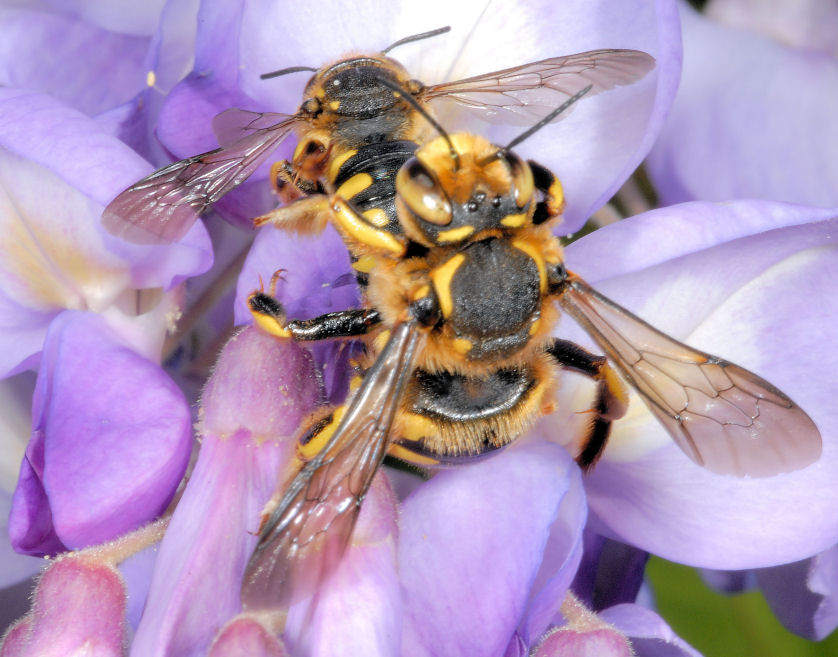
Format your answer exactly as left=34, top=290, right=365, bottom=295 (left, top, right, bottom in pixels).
left=239, top=103, right=822, bottom=614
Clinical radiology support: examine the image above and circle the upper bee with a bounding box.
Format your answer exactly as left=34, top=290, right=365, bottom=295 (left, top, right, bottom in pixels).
left=300, top=55, right=427, bottom=146
left=395, top=133, right=544, bottom=247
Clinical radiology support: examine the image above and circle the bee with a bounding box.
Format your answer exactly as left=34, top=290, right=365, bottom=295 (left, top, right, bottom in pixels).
left=101, top=26, right=655, bottom=245
left=240, top=99, right=822, bottom=613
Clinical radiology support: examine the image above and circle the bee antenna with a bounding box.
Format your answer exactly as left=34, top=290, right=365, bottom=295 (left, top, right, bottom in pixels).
left=375, top=75, right=460, bottom=171
left=260, top=65, right=318, bottom=81
left=381, top=26, right=451, bottom=55
left=504, top=84, right=594, bottom=150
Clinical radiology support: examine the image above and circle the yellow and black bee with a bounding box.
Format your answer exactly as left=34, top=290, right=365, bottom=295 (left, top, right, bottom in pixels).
left=102, top=27, right=654, bottom=245
left=240, top=103, right=822, bottom=611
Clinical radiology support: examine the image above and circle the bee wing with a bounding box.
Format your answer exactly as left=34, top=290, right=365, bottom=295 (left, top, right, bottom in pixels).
left=423, top=49, right=655, bottom=126
left=101, top=112, right=299, bottom=244
left=241, top=322, right=420, bottom=611
left=558, top=274, right=822, bottom=477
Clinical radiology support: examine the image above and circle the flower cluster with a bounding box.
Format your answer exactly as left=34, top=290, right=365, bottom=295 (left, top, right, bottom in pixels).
left=0, top=0, right=836, bottom=656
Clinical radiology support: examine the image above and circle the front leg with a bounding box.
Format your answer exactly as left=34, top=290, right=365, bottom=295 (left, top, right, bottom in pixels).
left=249, top=286, right=382, bottom=341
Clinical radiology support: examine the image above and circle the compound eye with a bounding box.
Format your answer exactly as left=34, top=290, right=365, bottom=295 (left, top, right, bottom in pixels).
left=505, top=151, right=534, bottom=208
left=397, top=158, right=452, bottom=226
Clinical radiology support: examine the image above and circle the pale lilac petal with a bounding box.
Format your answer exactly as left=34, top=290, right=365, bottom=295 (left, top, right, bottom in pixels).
left=0, top=8, right=149, bottom=117
left=705, top=0, right=838, bottom=57
left=755, top=544, right=838, bottom=640
left=9, top=311, right=192, bottom=555
left=399, top=440, right=583, bottom=657
left=132, top=327, right=320, bottom=657
left=0, top=556, right=126, bottom=657
left=0, top=88, right=212, bottom=304
left=557, top=201, right=838, bottom=568
left=647, top=3, right=838, bottom=207
left=285, top=476, right=400, bottom=657
left=26, top=1, right=168, bottom=37
left=599, top=604, right=703, bottom=657
left=209, top=616, right=289, bottom=657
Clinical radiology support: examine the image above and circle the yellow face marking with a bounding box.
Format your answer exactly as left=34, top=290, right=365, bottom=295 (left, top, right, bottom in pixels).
left=328, top=148, right=358, bottom=182
left=362, top=208, right=390, bottom=228
left=528, top=318, right=541, bottom=335
left=452, top=337, right=473, bottom=355
left=511, top=239, right=547, bottom=293
left=329, top=100, right=340, bottom=111
left=500, top=213, right=528, bottom=228
left=332, top=198, right=405, bottom=255
left=436, top=225, right=475, bottom=243
left=351, top=254, right=378, bottom=273
left=298, top=406, right=346, bottom=460
left=430, top=253, right=466, bottom=317
left=336, top=172, right=373, bottom=201
left=252, top=312, right=291, bottom=339
left=387, top=441, right=440, bottom=467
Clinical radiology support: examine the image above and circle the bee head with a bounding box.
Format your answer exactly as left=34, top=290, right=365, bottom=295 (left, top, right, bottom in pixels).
left=395, top=134, right=535, bottom=247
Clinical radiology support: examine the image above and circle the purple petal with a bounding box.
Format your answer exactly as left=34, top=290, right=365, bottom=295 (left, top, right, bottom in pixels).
left=755, top=544, right=838, bottom=640
left=9, top=311, right=191, bottom=555
left=571, top=532, right=649, bottom=611
left=132, top=327, right=320, bottom=657
left=559, top=201, right=838, bottom=568
left=399, top=440, right=584, bottom=657
left=599, top=604, right=704, bottom=657
left=647, top=3, right=838, bottom=207
left=0, top=556, right=126, bottom=657
left=284, top=475, right=400, bottom=657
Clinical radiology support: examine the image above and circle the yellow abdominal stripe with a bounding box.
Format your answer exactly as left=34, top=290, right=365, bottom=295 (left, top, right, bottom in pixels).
left=328, top=149, right=357, bottom=181
left=336, top=173, right=373, bottom=200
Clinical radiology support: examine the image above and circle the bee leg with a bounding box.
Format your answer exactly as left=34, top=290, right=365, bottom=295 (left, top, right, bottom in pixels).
left=253, top=194, right=332, bottom=235
left=270, top=160, right=319, bottom=204
left=546, top=339, right=629, bottom=470
left=528, top=160, right=565, bottom=225
left=249, top=287, right=382, bottom=341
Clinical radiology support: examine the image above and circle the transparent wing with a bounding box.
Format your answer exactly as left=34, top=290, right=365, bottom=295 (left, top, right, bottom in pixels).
left=241, top=322, right=420, bottom=611
left=423, top=49, right=655, bottom=126
left=101, top=112, right=299, bottom=244
left=558, top=274, right=822, bottom=477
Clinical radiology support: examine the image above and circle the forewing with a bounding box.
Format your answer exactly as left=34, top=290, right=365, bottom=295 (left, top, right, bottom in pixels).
left=101, top=113, right=298, bottom=244
left=423, top=49, right=655, bottom=126
left=241, top=322, right=420, bottom=611
left=558, top=275, right=822, bottom=477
